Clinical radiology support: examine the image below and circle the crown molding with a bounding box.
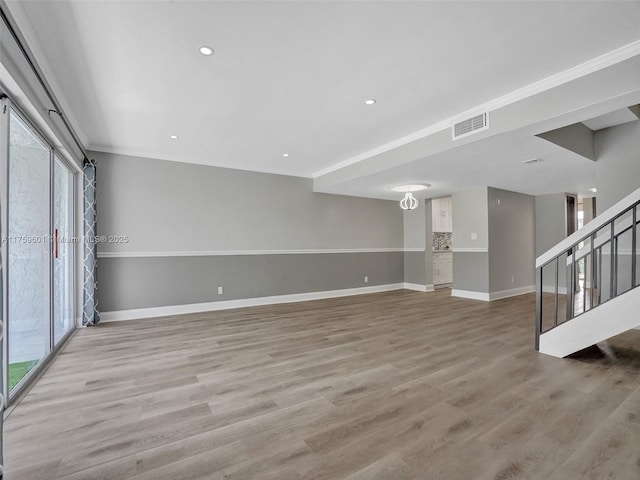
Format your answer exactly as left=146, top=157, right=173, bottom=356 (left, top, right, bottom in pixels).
left=313, top=39, right=640, bottom=179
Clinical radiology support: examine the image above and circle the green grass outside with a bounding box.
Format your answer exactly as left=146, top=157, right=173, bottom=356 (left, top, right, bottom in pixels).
left=8, top=359, right=38, bottom=390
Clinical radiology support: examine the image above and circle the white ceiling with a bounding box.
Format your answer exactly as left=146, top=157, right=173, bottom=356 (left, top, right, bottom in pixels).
left=582, top=107, right=640, bottom=131
left=6, top=0, right=640, bottom=199
left=319, top=132, right=598, bottom=200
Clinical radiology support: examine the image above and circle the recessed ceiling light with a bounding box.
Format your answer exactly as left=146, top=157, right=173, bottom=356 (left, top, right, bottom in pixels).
left=589, top=187, right=598, bottom=193
left=391, top=184, right=430, bottom=193
left=199, top=45, right=215, bottom=56
left=365, top=99, right=377, bottom=105
left=169, top=135, right=179, bottom=139
left=283, top=153, right=289, bottom=157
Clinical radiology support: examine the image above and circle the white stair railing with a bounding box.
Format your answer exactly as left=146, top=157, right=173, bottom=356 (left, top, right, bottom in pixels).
left=535, top=186, right=640, bottom=350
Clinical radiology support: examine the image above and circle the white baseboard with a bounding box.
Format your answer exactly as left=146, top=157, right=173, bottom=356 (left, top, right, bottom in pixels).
left=452, top=247, right=488, bottom=253
left=100, top=283, right=405, bottom=322
left=403, top=283, right=435, bottom=292
left=451, top=289, right=491, bottom=302
left=489, top=285, right=536, bottom=301
left=451, top=285, right=535, bottom=302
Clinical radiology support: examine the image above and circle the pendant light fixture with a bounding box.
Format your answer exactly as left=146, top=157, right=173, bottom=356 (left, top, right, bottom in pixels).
left=400, top=191, right=418, bottom=210
left=392, top=184, right=430, bottom=210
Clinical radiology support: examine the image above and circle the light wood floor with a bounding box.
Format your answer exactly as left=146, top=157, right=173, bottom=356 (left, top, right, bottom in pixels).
left=5, top=289, right=640, bottom=480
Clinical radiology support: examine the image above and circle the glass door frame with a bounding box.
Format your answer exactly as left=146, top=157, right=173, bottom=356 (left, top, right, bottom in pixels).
left=0, top=97, right=78, bottom=405
left=53, top=154, right=77, bottom=347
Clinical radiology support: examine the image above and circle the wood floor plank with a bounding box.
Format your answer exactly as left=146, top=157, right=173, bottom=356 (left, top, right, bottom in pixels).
left=5, top=289, right=640, bottom=479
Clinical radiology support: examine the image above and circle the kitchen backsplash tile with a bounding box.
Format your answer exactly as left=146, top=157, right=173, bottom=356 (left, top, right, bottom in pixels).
left=432, top=232, right=452, bottom=250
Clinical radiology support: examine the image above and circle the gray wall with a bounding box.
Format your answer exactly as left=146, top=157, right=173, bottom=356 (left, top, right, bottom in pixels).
left=452, top=187, right=489, bottom=293
left=403, top=200, right=426, bottom=285
left=594, top=121, right=640, bottom=213
left=593, top=121, right=640, bottom=295
left=488, top=188, right=535, bottom=292
left=100, top=252, right=404, bottom=311
left=535, top=193, right=567, bottom=257
left=582, top=197, right=596, bottom=226
left=401, top=198, right=437, bottom=287
left=93, top=151, right=404, bottom=311
left=403, top=201, right=426, bottom=250
left=94, top=152, right=402, bottom=253
left=453, top=187, right=535, bottom=295
left=451, top=187, right=488, bottom=250
left=453, top=252, right=489, bottom=294
left=535, top=192, right=570, bottom=291
left=404, top=251, right=426, bottom=286
left=537, top=122, right=595, bottom=161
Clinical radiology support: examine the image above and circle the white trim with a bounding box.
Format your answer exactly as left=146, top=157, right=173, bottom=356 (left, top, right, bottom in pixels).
left=451, top=247, right=488, bottom=253
left=313, top=39, right=640, bottom=178
left=97, top=248, right=407, bottom=259
left=451, top=287, right=534, bottom=301
left=489, top=285, right=536, bottom=301
left=450, top=289, right=490, bottom=302
left=403, top=248, right=425, bottom=253
left=100, top=283, right=405, bottom=322
left=403, top=283, right=434, bottom=292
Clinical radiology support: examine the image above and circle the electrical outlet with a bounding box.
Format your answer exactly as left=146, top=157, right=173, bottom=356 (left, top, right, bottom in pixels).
left=364, top=276, right=368, bottom=283
left=511, top=276, right=515, bottom=284
left=471, top=232, right=478, bottom=240
left=217, top=286, right=223, bottom=295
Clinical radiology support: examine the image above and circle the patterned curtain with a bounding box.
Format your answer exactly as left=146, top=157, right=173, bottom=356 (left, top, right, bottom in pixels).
left=83, top=159, right=100, bottom=326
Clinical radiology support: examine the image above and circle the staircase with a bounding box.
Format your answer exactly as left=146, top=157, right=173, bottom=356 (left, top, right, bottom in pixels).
left=535, top=187, right=640, bottom=357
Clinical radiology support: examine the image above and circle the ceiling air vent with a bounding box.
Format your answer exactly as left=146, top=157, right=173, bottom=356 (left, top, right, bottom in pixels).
left=452, top=112, right=489, bottom=140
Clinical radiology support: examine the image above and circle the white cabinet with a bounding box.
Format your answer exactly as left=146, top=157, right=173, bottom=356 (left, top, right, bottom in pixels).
left=432, top=197, right=452, bottom=233
left=433, top=252, right=453, bottom=285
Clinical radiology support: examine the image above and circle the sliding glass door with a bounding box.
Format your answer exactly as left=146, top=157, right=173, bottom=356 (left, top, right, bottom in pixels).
left=53, top=156, right=75, bottom=346
left=6, top=111, right=52, bottom=392
left=2, top=104, right=76, bottom=399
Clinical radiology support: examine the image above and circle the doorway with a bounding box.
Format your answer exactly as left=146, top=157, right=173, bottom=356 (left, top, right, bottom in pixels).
left=432, top=196, right=453, bottom=288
